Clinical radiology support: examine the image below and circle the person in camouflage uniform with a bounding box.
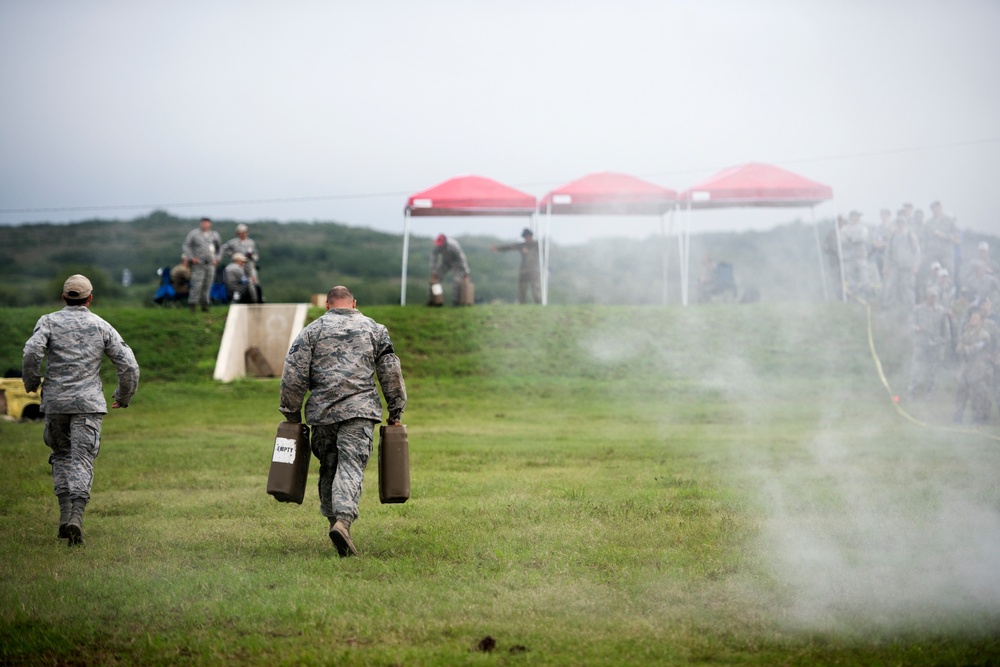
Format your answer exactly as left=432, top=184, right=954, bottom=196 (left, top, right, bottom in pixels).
left=430, top=234, right=471, bottom=306
left=220, top=223, right=261, bottom=291
left=279, top=285, right=406, bottom=556
left=882, top=212, right=922, bottom=309
left=182, top=216, right=222, bottom=312
left=953, top=309, right=993, bottom=424
left=906, top=287, right=950, bottom=401
left=492, top=228, right=541, bottom=304
left=22, top=274, right=140, bottom=546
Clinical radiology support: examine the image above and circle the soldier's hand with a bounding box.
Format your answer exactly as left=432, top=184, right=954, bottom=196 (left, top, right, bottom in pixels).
left=111, top=401, right=127, bottom=409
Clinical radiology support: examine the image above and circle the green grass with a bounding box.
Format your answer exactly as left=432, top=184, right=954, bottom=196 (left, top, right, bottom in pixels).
left=1, top=304, right=999, bottom=665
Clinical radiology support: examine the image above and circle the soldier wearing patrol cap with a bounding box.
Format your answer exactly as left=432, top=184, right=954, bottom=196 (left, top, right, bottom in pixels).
left=492, top=228, right=542, bottom=304
left=182, top=216, right=223, bottom=312
left=22, top=274, right=140, bottom=545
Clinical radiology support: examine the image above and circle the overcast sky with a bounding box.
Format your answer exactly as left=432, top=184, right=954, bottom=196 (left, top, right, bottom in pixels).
left=1, top=0, right=998, bottom=244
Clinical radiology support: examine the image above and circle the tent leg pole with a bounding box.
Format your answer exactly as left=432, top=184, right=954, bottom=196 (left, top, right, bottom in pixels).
left=811, top=207, right=829, bottom=302
left=400, top=210, right=411, bottom=306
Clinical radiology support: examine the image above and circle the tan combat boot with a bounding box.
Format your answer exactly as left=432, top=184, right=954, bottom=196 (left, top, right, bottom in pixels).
left=329, top=518, right=357, bottom=557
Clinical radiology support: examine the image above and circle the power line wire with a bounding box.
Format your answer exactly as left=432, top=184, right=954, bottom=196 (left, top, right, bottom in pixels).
left=2, top=136, right=998, bottom=216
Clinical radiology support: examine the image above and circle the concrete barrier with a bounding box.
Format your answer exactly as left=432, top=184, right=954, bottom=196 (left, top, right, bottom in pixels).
left=214, top=304, right=310, bottom=382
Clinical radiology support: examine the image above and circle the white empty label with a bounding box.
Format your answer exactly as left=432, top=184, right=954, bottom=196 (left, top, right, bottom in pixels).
left=272, top=437, right=297, bottom=464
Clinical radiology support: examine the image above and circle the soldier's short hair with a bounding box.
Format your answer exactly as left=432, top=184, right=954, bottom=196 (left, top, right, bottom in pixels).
left=327, top=286, right=354, bottom=305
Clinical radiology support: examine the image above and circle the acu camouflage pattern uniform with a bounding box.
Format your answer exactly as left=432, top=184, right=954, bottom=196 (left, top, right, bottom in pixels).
left=22, top=304, right=139, bottom=540
left=279, top=308, right=406, bottom=529
left=953, top=315, right=993, bottom=424
left=431, top=236, right=471, bottom=305
left=182, top=225, right=222, bottom=308
left=906, top=294, right=950, bottom=400
left=220, top=234, right=260, bottom=284
left=495, top=232, right=541, bottom=304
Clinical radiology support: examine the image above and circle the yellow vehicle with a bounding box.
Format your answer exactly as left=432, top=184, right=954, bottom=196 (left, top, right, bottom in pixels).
left=0, top=378, right=43, bottom=420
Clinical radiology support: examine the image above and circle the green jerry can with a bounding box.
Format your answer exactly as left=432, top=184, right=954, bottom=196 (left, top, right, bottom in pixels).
left=378, top=424, right=410, bottom=504
left=267, top=421, right=311, bottom=504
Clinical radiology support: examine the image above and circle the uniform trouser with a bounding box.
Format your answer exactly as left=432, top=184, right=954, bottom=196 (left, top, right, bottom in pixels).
left=437, top=270, right=468, bottom=305
left=44, top=413, right=103, bottom=500
left=189, top=262, right=215, bottom=306
left=311, top=419, right=375, bottom=525
left=518, top=273, right=542, bottom=304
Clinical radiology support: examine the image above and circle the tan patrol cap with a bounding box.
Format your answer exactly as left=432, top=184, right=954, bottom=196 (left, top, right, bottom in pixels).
left=63, top=274, right=93, bottom=298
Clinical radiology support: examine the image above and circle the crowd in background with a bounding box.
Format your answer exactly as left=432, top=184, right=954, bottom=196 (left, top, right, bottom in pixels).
left=824, top=201, right=999, bottom=424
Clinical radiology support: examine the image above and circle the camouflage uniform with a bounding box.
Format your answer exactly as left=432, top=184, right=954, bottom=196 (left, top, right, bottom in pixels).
left=279, top=308, right=406, bottom=527
left=882, top=223, right=921, bottom=308
left=431, top=237, right=471, bottom=305
left=170, top=261, right=192, bottom=300
left=182, top=226, right=222, bottom=308
left=220, top=235, right=260, bottom=284
left=223, top=261, right=250, bottom=301
left=953, top=318, right=993, bottom=424
left=22, top=305, right=139, bottom=539
left=906, top=298, right=949, bottom=400
left=495, top=235, right=541, bottom=304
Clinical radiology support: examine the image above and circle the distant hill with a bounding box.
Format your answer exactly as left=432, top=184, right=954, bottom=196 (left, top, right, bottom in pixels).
left=0, top=210, right=995, bottom=306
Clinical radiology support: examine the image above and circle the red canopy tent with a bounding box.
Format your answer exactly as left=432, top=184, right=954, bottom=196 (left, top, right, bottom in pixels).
left=677, top=162, right=834, bottom=304
left=679, top=162, right=833, bottom=209
left=539, top=172, right=678, bottom=304
left=400, top=175, right=537, bottom=305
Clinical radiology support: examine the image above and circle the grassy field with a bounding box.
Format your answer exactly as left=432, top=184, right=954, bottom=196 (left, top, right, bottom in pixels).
left=1, top=303, right=999, bottom=666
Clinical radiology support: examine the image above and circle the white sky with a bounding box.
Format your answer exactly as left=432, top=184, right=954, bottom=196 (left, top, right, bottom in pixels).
left=1, top=0, right=998, bottom=245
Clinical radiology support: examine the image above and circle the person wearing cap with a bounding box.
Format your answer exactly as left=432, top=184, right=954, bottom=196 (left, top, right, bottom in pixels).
left=182, top=216, right=223, bottom=312
left=492, top=228, right=541, bottom=304
left=430, top=234, right=471, bottom=306
left=881, top=211, right=921, bottom=309
left=223, top=252, right=255, bottom=302
left=21, top=274, right=140, bottom=546
left=279, top=285, right=407, bottom=556
left=221, top=223, right=261, bottom=291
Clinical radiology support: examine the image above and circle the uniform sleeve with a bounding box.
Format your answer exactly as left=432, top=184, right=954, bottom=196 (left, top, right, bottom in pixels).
left=182, top=230, right=195, bottom=259
left=220, top=239, right=234, bottom=260
left=373, top=325, right=406, bottom=422
left=105, top=325, right=140, bottom=407
left=21, top=316, right=49, bottom=393
left=279, top=330, right=312, bottom=418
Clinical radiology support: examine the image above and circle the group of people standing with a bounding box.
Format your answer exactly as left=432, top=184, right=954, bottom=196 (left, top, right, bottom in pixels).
left=429, top=228, right=542, bottom=306
left=174, top=217, right=262, bottom=310
left=824, top=201, right=1000, bottom=424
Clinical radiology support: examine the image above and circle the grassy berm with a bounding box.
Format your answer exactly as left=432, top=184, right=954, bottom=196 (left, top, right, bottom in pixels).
left=1, top=303, right=999, bottom=666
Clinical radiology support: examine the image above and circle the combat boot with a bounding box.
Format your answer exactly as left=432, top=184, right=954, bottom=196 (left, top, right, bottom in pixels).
left=66, top=498, right=87, bottom=546
left=57, top=494, right=72, bottom=538
left=329, top=518, right=357, bottom=557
